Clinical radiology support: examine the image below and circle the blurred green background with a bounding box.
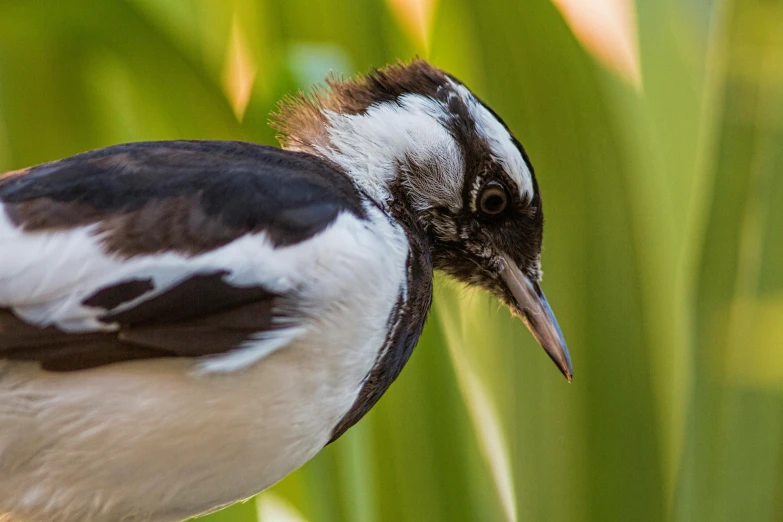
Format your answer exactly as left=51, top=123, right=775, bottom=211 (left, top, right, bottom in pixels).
left=1, top=0, right=781, bottom=520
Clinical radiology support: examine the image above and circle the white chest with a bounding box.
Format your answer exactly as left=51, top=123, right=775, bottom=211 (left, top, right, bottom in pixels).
left=0, top=208, right=410, bottom=522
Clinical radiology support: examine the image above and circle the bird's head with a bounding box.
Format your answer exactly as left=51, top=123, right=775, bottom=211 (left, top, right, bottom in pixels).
left=273, top=59, right=572, bottom=380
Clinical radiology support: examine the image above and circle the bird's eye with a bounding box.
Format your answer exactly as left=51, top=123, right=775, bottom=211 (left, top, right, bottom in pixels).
left=478, top=181, right=509, bottom=216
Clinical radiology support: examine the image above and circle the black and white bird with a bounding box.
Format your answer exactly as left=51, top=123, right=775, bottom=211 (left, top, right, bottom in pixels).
left=0, top=60, right=571, bottom=522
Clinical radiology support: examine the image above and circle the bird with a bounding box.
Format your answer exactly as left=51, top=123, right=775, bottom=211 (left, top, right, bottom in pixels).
left=0, top=59, right=571, bottom=522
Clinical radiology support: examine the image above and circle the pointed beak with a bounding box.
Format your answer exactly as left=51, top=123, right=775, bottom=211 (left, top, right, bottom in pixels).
left=499, top=254, right=572, bottom=381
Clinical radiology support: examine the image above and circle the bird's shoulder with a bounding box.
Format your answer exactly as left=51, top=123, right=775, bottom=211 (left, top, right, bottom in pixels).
left=0, top=139, right=367, bottom=255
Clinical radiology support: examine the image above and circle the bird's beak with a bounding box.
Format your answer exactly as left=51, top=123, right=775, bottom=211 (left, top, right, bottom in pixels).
left=499, top=254, right=572, bottom=381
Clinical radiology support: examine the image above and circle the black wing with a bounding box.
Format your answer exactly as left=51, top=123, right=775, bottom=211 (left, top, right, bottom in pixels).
left=0, top=140, right=366, bottom=255
left=0, top=140, right=366, bottom=370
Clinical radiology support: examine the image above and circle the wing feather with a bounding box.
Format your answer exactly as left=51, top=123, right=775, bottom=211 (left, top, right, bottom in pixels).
left=0, top=140, right=368, bottom=371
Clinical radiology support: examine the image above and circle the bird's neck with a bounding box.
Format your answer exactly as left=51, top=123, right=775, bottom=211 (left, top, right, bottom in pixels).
left=282, top=95, right=462, bottom=213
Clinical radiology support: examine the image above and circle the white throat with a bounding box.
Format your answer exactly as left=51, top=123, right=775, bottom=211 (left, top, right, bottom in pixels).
left=309, top=94, right=464, bottom=209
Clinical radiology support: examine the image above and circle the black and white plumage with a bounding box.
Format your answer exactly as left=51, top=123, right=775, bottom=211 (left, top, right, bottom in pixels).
left=0, top=60, right=571, bottom=522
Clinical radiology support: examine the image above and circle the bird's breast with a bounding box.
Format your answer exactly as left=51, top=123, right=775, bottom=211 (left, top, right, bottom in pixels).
left=0, top=206, right=413, bottom=522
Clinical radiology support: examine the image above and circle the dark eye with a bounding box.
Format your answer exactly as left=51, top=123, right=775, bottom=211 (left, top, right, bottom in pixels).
left=478, top=181, right=509, bottom=216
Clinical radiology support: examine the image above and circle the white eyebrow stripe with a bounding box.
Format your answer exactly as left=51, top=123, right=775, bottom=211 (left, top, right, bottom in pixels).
left=447, top=80, right=534, bottom=200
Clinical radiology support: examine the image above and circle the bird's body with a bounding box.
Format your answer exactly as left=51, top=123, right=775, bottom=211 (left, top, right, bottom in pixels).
left=0, top=142, right=425, bottom=521
left=0, top=60, right=570, bottom=521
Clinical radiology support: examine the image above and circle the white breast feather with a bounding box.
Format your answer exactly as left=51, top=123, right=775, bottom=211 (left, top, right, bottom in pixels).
left=0, top=203, right=410, bottom=522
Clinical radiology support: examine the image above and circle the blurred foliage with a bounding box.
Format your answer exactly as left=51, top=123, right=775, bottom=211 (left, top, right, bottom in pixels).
left=0, top=0, right=781, bottom=520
